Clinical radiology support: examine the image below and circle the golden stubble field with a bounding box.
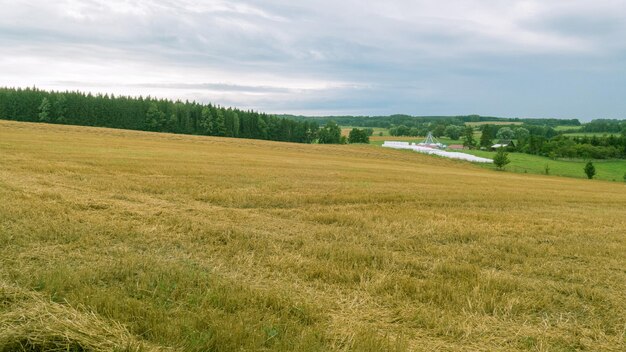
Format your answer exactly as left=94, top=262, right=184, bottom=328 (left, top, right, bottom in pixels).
left=1, top=120, right=625, bottom=351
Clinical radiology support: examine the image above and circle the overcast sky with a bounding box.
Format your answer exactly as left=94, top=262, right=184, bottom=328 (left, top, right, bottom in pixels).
left=1, top=0, right=625, bottom=119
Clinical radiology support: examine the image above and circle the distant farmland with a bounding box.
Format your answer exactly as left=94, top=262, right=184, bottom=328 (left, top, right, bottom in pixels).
left=1, top=120, right=625, bottom=351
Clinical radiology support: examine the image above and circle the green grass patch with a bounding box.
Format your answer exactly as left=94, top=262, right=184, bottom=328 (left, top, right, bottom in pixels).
left=462, top=150, right=626, bottom=181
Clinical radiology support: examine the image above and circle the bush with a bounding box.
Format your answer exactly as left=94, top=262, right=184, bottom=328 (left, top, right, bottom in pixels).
left=348, top=128, right=370, bottom=144
left=584, top=162, right=596, bottom=179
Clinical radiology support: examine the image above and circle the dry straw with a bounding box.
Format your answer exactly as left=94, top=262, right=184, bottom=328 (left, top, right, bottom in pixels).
left=1, top=120, right=625, bottom=351
left=0, top=281, right=173, bottom=352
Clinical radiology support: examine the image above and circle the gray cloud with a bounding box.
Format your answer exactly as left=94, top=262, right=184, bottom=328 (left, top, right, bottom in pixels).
left=1, top=0, right=625, bottom=119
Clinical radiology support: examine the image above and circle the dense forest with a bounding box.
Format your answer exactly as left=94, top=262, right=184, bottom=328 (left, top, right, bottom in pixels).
left=0, top=87, right=322, bottom=144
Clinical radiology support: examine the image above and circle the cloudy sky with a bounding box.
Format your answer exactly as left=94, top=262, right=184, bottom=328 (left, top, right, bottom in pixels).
left=1, top=0, right=625, bottom=119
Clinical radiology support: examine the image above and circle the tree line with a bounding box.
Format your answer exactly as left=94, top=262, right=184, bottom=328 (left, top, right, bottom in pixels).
left=281, top=114, right=581, bottom=129
left=466, top=125, right=626, bottom=160
left=0, top=87, right=333, bottom=144
left=381, top=118, right=626, bottom=160
left=579, top=119, right=626, bottom=133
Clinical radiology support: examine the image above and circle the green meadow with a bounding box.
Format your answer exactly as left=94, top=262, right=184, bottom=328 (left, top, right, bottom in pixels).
left=463, top=150, right=626, bottom=181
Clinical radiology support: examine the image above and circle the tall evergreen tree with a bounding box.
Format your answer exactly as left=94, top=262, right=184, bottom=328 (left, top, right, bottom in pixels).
left=213, top=110, right=226, bottom=136
left=145, top=103, right=166, bottom=131
left=232, top=112, right=240, bottom=137
left=167, top=113, right=178, bottom=132
left=257, top=117, right=268, bottom=139
left=480, top=125, right=493, bottom=148
left=38, top=97, right=51, bottom=122
left=53, top=94, right=67, bottom=123
left=462, top=126, right=476, bottom=149
left=200, top=107, right=213, bottom=135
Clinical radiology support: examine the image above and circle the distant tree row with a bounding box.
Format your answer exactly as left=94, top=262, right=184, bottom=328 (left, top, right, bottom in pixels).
left=579, top=119, right=626, bottom=133
left=465, top=123, right=626, bottom=160
left=389, top=123, right=465, bottom=138
left=281, top=114, right=581, bottom=129
left=0, top=87, right=337, bottom=144
left=528, top=135, right=626, bottom=159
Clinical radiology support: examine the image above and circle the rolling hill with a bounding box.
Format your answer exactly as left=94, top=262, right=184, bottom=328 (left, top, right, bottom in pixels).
left=1, top=120, right=625, bottom=351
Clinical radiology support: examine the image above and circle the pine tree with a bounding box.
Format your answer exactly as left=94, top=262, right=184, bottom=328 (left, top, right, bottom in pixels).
left=493, top=147, right=510, bottom=170
left=214, top=110, right=226, bottom=136
left=53, top=95, right=67, bottom=123
left=38, top=97, right=51, bottom=122
left=480, top=125, right=493, bottom=148
left=257, top=117, right=268, bottom=139
left=232, top=112, right=240, bottom=137
left=167, top=114, right=178, bottom=132
left=200, top=107, right=213, bottom=135
left=463, top=126, right=476, bottom=149
left=145, top=103, right=165, bottom=131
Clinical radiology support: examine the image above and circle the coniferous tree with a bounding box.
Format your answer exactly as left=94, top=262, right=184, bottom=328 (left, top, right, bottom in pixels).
left=493, top=148, right=510, bottom=170
left=480, top=125, right=493, bottom=148
left=38, top=97, right=51, bottom=122
left=200, top=107, right=213, bottom=135
left=232, top=112, right=240, bottom=137
left=53, top=94, right=67, bottom=123
left=145, top=103, right=166, bottom=131
left=0, top=87, right=319, bottom=144
left=463, top=126, right=476, bottom=149
left=213, top=110, right=226, bottom=136
left=257, top=117, right=268, bottom=139
left=167, top=114, right=178, bottom=132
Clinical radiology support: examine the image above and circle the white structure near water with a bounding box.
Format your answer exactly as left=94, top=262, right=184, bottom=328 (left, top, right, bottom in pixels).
left=382, top=141, right=493, bottom=163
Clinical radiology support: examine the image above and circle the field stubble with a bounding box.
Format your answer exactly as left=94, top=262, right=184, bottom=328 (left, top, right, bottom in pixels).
left=0, top=120, right=625, bottom=351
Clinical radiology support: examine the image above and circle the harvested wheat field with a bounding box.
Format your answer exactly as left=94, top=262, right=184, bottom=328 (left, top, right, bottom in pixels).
left=1, top=120, right=625, bottom=351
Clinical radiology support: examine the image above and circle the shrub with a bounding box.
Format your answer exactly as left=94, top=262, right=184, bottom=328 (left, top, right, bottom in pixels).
left=493, top=148, right=510, bottom=170
left=584, top=162, right=596, bottom=179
